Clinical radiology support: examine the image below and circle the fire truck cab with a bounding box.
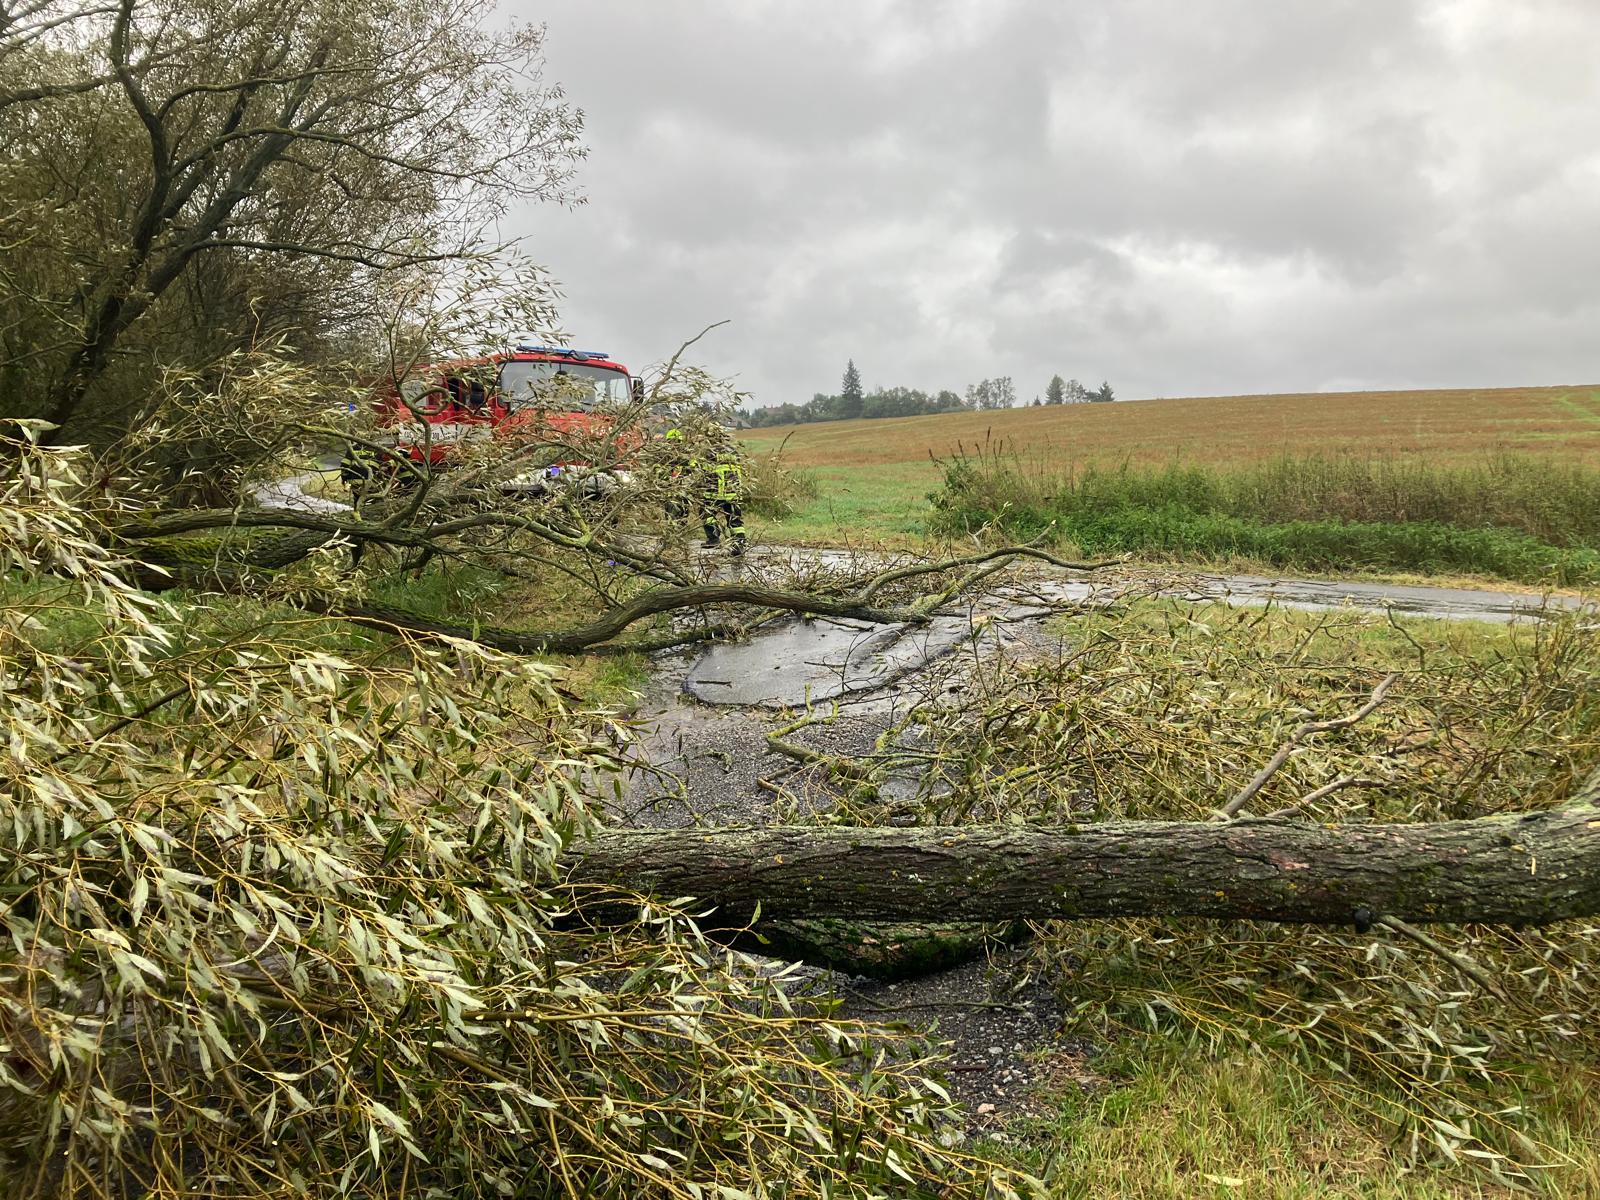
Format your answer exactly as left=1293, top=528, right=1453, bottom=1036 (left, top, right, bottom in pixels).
left=349, top=343, right=643, bottom=496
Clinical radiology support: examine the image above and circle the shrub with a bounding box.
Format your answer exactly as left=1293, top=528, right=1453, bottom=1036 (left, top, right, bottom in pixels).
left=740, top=439, right=821, bottom=519
left=930, top=445, right=1600, bottom=583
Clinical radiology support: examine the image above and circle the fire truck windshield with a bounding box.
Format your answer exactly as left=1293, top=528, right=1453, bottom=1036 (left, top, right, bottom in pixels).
left=499, top=360, right=630, bottom=411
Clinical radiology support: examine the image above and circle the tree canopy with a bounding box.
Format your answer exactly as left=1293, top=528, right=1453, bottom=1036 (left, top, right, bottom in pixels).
left=1, top=0, right=582, bottom=455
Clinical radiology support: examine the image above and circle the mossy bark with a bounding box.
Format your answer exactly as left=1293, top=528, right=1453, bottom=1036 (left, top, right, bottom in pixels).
left=567, top=808, right=1600, bottom=928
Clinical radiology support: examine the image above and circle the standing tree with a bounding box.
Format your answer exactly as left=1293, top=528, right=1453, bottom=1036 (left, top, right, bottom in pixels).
left=0, top=0, right=583, bottom=456
left=839, top=358, right=864, bottom=419
left=1095, top=380, right=1116, bottom=403
left=1046, top=374, right=1066, bottom=405
left=965, top=376, right=1017, bottom=410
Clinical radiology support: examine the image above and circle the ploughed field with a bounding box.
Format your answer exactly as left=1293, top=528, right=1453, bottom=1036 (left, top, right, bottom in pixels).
left=741, top=383, right=1600, bottom=469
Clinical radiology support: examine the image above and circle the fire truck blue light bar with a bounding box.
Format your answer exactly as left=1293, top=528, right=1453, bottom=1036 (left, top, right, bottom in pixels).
left=514, top=344, right=610, bottom=360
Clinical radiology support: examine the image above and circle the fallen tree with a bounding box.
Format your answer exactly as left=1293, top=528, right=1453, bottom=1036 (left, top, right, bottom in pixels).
left=120, top=491, right=1114, bottom=654
left=8, top=423, right=1600, bottom=1196
left=567, top=806, right=1600, bottom=928
left=0, top=429, right=1038, bottom=1200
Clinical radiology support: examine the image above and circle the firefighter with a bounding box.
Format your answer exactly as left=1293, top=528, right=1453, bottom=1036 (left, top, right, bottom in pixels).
left=692, top=430, right=746, bottom=556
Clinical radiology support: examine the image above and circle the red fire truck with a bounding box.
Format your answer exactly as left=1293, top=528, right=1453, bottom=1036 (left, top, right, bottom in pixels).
left=346, top=343, right=643, bottom=495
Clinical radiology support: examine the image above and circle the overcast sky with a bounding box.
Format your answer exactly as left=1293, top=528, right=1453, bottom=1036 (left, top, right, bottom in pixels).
left=505, top=1, right=1600, bottom=408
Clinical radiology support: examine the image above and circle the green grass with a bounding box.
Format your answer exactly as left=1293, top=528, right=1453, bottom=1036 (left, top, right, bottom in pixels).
left=1555, top=393, right=1600, bottom=426
left=1054, top=508, right=1599, bottom=585
left=927, top=450, right=1600, bottom=587
left=752, top=461, right=940, bottom=543
left=1010, top=1036, right=1599, bottom=1199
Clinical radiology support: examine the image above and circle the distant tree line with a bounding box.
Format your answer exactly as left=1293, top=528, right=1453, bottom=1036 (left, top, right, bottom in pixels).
left=740, top=361, right=1115, bottom=428
left=741, top=359, right=965, bottom=427
left=966, top=376, right=1017, bottom=410
left=742, top=387, right=966, bottom=427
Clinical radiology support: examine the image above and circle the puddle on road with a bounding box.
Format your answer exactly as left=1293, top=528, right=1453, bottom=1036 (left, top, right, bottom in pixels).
left=682, top=614, right=980, bottom=708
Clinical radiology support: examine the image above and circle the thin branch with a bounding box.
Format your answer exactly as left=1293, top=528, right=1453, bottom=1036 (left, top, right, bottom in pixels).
left=582, top=621, right=750, bottom=657
left=191, top=238, right=468, bottom=270
left=1215, top=673, right=1399, bottom=820
left=1375, top=915, right=1508, bottom=1000
left=304, top=582, right=917, bottom=657
left=646, top=320, right=730, bottom=405
left=0, top=72, right=120, bottom=108
left=764, top=713, right=877, bottom=783
left=860, top=543, right=1118, bottom=603
left=153, top=64, right=354, bottom=118
left=49, top=683, right=193, bottom=766
left=1263, top=775, right=1386, bottom=820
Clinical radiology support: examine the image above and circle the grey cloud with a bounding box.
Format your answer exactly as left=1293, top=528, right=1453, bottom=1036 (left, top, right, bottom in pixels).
left=508, top=1, right=1600, bottom=404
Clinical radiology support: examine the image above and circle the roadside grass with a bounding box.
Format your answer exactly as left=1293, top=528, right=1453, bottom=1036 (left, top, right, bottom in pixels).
left=753, top=460, right=941, bottom=543
left=933, top=446, right=1600, bottom=545
left=926, top=448, right=1600, bottom=587
left=1009, top=1039, right=1599, bottom=1200
left=1037, top=508, right=1597, bottom=586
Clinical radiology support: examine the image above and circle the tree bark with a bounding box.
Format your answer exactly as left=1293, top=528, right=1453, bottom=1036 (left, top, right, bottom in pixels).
left=565, top=808, right=1600, bottom=928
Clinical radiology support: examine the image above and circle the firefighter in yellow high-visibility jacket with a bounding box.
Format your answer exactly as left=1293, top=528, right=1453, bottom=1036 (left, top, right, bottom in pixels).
left=691, top=441, right=746, bottom=556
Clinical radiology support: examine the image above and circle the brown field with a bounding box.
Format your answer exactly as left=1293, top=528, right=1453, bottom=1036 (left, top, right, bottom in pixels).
left=742, top=384, right=1600, bottom=468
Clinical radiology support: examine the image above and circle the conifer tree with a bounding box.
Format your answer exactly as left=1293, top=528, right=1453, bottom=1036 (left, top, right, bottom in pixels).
left=840, top=359, right=864, bottom=419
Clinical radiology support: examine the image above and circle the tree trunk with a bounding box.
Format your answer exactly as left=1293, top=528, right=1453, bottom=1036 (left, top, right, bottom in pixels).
left=566, top=808, right=1600, bottom=928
